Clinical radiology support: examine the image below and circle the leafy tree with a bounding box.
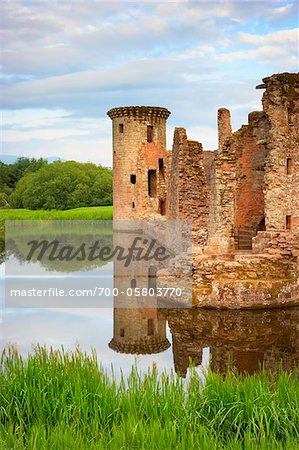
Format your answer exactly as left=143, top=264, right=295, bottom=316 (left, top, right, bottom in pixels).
left=0, top=162, right=9, bottom=191
left=10, top=161, right=113, bottom=210
left=6, top=157, right=48, bottom=190
left=0, top=192, right=10, bottom=208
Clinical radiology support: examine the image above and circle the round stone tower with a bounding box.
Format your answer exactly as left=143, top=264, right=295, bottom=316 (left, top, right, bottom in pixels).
left=107, top=106, right=171, bottom=220
left=109, top=307, right=171, bottom=355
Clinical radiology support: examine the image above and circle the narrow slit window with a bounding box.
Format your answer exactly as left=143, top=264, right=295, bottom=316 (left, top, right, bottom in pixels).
left=132, top=201, right=135, bottom=209
left=160, top=200, right=166, bottom=216
left=130, top=174, right=136, bottom=184
left=148, top=170, right=157, bottom=197
left=120, top=328, right=125, bottom=337
left=159, top=158, right=164, bottom=171
left=147, top=319, right=154, bottom=336
left=288, top=108, right=292, bottom=126
left=286, top=215, right=292, bottom=230
left=287, top=158, right=293, bottom=175
left=147, top=125, right=153, bottom=143
left=119, top=124, right=124, bottom=133
left=148, top=266, right=157, bottom=290
left=131, top=278, right=137, bottom=289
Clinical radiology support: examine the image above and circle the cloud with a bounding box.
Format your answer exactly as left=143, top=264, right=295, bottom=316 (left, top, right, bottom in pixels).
left=2, top=108, right=112, bottom=164
left=1, top=1, right=297, bottom=164
left=239, top=28, right=298, bottom=45
left=215, top=28, right=298, bottom=69
left=3, top=128, right=90, bottom=142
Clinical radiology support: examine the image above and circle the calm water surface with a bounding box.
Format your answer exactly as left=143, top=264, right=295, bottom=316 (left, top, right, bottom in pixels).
left=1, top=255, right=298, bottom=379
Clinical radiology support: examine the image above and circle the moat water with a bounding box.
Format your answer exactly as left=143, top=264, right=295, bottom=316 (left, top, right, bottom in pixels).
left=0, top=222, right=299, bottom=378
left=1, top=253, right=298, bottom=379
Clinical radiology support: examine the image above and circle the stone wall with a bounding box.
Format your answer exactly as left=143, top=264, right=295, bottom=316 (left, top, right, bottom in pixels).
left=207, top=110, right=269, bottom=252
left=207, top=73, right=299, bottom=253
left=166, top=128, right=210, bottom=245
left=192, top=253, right=298, bottom=309
left=253, top=230, right=299, bottom=257
left=218, top=107, right=232, bottom=150
left=234, top=112, right=269, bottom=230
left=206, top=127, right=236, bottom=252
left=262, top=73, right=299, bottom=232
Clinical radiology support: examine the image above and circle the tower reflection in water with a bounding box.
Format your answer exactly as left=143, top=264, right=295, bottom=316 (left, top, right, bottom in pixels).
left=108, top=223, right=172, bottom=356
left=109, top=302, right=299, bottom=377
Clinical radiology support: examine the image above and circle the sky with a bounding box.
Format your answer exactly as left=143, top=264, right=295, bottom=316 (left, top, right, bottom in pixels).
left=1, top=0, right=298, bottom=166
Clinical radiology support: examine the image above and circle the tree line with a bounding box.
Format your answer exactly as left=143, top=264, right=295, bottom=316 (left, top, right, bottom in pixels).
left=0, top=158, right=112, bottom=210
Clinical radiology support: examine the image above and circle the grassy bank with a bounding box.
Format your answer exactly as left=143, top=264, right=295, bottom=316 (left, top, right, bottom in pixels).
left=0, top=206, right=113, bottom=237
left=1, top=347, right=298, bottom=449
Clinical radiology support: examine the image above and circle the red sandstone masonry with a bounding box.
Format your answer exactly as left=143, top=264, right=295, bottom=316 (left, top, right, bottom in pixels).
left=207, top=73, right=299, bottom=254
left=166, top=128, right=210, bottom=245
left=218, top=107, right=232, bottom=150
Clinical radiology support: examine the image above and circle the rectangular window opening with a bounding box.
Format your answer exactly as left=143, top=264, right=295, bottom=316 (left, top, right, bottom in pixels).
left=147, top=319, right=154, bottom=336
left=148, top=266, right=157, bottom=291
left=130, top=174, right=136, bottom=184
left=288, top=108, right=293, bottom=126
left=119, top=124, right=124, bottom=133
left=148, top=170, right=157, bottom=197
left=286, top=215, right=292, bottom=230
left=160, top=200, right=166, bottom=216
left=131, top=278, right=137, bottom=289
left=132, top=201, right=135, bottom=209
left=159, top=158, right=165, bottom=182
left=287, top=158, right=293, bottom=175
left=120, top=328, right=125, bottom=337
left=147, top=125, right=154, bottom=143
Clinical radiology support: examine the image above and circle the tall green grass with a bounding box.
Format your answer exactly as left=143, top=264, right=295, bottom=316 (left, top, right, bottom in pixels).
left=0, top=205, right=113, bottom=222
left=0, top=206, right=113, bottom=238
left=1, top=346, right=298, bottom=449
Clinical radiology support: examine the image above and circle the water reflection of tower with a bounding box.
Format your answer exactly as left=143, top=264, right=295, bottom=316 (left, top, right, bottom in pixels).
left=107, top=105, right=172, bottom=356
left=108, top=228, right=170, bottom=355
left=109, top=308, right=170, bottom=354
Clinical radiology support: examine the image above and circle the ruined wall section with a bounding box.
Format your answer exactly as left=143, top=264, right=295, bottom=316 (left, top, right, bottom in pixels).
left=206, top=136, right=237, bottom=253
left=192, top=253, right=298, bottom=309
left=218, top=108, right=232, bottom=150
left=166, top=128, right=210, bottom=245
left=234, top=111, right=269, bottom=230
left=135, top=139, right=170, bottom=219
left=253, top=230, right=299, bottom=257
left=262, top=73, right=299, bottom=231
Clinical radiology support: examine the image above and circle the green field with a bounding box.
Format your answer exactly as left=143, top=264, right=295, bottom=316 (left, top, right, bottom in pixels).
left=0, top=206, right=113, bottom=236
left=1, top=346, right=298, bottom=450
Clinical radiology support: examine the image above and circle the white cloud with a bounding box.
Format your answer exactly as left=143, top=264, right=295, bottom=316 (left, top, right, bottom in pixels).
left=239, top=28, right=298, bottom=45
left=215, top=28, right=298, bottom=69
left=1, top=1, right=297, bottom=163
left=3, top=128, right=90, bottom=142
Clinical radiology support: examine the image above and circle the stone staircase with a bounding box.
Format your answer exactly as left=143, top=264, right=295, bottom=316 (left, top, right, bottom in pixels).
left=234, top=227, right=257, bottom=250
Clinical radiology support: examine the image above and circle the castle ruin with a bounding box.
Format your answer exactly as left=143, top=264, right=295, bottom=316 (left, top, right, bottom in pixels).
left=107, top=73, right=299, bottom=309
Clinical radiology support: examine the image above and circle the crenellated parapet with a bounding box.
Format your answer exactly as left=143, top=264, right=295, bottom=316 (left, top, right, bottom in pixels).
left=107, top=106, right=171, bottom=120
left=108, top=338, right=171, bottom=355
